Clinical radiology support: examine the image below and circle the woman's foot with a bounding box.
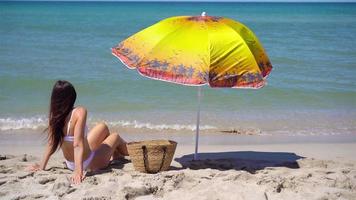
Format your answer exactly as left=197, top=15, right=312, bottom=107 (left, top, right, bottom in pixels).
left=112, top=149, right=125, bottom=160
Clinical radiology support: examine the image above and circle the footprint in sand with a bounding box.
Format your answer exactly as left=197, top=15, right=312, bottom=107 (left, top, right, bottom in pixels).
left=17, top=172, right=34, bottom=179
left=164, top=172, right=185, bottom=190
left=10, top=194, right=47, bottom=200
left=108, top=177, right=117, bottom=182
left=86, top=176, right=99, bottom=185
left=0, top=191, right=8, bottom=197
left=6, top=178, right=19, bottom=184
left=20, top=154, right=27, bottom=162
left=137, top=172, right=186, bottom=195
left=121, top=181, right=155, bottom=200
left=0, top=180, right=7, bottom=186
left=341, top=168, right=351, bottom=174
left=0, top=166, right=14, bottom=174
left=299, top=158, right=329, bottom=169
left=0, top=155, right=15, bottom=161
left=82, top=196, right=111, bottom=200
left=229, top=171, right=253, bottom=182
left=52, top=176, right=76, bottom=197
left=36, top=176, right=56, bottom=185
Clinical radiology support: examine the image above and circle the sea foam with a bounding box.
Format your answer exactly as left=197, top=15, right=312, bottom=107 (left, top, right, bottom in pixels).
left=0, top=117, right=216, bottom=132
left=106, top=120, right=216, bottom=131
left=0, top=117, right=47, bottom=131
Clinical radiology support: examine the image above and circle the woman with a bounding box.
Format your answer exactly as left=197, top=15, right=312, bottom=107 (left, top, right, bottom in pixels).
left=28, top=80, right=128, bottom=184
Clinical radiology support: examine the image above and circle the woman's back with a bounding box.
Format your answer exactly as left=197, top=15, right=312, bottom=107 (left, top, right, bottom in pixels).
left=61, top=107, right=91, bottom=162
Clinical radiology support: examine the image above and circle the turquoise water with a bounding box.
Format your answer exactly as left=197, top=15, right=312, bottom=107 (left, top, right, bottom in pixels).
left=0, top=2, right=355, bottom=135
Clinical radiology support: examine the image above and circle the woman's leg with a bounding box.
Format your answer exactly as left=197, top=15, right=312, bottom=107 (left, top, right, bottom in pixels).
left=88, top=133, right=121, bottom=171
left=112, top=134, right=129, bottom=159
left=87, top=122, right=128, bottom=158
left=116, top=135, right=129, bottom=156
left=87, top=122, right=110, bottom=151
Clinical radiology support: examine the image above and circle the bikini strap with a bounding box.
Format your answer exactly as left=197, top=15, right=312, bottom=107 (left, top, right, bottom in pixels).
left=66, top=108, right=76, bottom=135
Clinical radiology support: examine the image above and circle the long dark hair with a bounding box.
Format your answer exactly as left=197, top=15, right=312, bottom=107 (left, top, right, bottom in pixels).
left=46, top=80, right=77, bottom=154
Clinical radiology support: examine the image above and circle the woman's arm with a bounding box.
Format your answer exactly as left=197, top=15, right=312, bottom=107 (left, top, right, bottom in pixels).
left=40, top=142, right=53, bottom=170
left=27, top=140, right=53, bottom=171
left=71, top=107, right=87, bottom=184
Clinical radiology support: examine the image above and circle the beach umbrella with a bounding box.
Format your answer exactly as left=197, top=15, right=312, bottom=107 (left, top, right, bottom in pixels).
left=112, top=12, right=272, bottom=160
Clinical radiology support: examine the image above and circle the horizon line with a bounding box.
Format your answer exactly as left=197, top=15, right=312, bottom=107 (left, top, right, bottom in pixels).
left=2, top=0, right=356, bottom=3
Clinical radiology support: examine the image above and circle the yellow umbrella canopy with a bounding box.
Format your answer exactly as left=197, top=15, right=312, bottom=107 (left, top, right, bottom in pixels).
left=112, top=14, right=272, bottom=88
left=112, top=13, right=272, bottom=160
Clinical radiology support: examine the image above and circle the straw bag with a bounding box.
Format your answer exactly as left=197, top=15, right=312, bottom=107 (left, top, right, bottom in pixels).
left=127, top=140, right=177, bottom=173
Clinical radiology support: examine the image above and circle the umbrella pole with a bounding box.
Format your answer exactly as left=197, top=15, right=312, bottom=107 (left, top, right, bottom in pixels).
left=194, top=86, right=202, bottom=160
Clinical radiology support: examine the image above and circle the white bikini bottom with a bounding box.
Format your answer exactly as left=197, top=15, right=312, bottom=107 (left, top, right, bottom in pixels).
left=65, top=150, right=95, bottom=171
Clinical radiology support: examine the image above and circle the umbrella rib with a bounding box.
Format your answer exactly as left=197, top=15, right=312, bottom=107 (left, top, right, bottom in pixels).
left=136, top=21, right=211, bottom=86
left=221, top=22, right=260, bottom=72
left=137, top=23, right=194, bottom=68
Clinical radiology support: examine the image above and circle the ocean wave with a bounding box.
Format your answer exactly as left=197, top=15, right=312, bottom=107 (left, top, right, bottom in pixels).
left=0, top=117, right=217, bottom=132
left=265, top=129, right=355, bottom=137
left=106, top=120, right=217, bottom=131
left=0, top=117, right=47, bottom=131
left=1, top=117, right=353, bottom=136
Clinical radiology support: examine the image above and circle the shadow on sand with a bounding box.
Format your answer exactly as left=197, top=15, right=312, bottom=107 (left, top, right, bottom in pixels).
left=174, top=151, right=304, bottom=174
left=86, top=158, right=131, bottom=176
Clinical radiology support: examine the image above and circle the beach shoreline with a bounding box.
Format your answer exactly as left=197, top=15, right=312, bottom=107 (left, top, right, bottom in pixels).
left=1, top=133, right=356, bottom=199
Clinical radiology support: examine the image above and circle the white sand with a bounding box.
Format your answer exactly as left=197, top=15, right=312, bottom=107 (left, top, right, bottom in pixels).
left=1, top=143, right=356, bottom=200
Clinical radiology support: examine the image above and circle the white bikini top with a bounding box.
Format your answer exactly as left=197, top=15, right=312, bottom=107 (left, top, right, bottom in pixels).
left=63, top=108, right=89, bottom=142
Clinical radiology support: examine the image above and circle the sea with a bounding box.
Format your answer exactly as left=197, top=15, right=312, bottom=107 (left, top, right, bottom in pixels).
left=0, top=1, right=356, bottom=140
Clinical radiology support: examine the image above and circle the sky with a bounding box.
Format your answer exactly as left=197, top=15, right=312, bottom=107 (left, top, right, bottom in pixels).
left=5, top=0, right=356, bottom=2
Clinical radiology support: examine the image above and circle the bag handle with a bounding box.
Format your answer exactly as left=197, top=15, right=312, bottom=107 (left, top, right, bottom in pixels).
left=142, top=145, right=167, bottom=174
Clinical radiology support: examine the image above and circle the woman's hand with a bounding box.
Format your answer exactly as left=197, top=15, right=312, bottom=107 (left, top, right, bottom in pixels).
left=71, top=170, right=85, bottom=184
left=26, top=163, right=42, bottom=172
